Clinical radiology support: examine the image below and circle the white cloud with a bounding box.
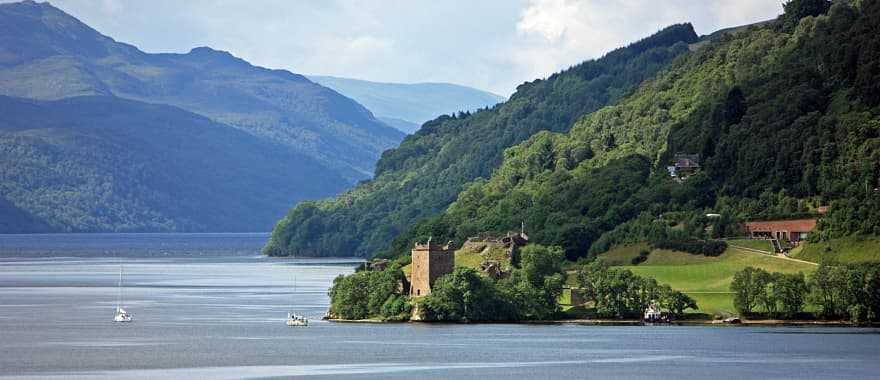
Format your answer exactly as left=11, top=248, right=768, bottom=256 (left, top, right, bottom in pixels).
left=507, top=0, right=781, bottom=90
left=36, top=0, right=784, bottom=96
left=516, top=0, right=580, bottom=42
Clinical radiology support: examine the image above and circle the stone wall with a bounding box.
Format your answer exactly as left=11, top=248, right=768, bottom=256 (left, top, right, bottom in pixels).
left=410, top=240, right=454, bottom=297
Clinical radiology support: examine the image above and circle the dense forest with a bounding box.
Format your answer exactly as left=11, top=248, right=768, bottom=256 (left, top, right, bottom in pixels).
left=266, top=24, right=700, bottom=256
left=0, top=1, right=407, bottom=232
left=0, top=1, right=404, bottom=183
left=379, top=0, right=880, bottom=261
left=0, top=96, right=347, bottom=232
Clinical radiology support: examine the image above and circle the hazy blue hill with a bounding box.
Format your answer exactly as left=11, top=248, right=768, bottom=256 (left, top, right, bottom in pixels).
left=0, top=0, right=408, bottom=232
left=0, top=1, right=403, bottom=182
left=0, top=196, right=50, bottom=233
left=308, top=76, right=505, bottom=133
left=0, top=95, right=349, bottom=232
left=377, top=117, right=421, bottom=135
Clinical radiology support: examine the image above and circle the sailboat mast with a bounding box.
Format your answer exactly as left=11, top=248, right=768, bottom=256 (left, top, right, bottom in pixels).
left=117, top=264, right=123, bottom=310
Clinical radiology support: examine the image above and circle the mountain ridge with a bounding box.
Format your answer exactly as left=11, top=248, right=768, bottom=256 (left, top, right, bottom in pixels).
left=307, top=75, right=505, bottom=134
left=0, top=0, right=404, bottom=182
left=0, top=0, right=404, bottom=232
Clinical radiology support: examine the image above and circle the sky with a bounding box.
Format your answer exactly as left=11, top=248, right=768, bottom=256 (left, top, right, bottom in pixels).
left=30, top=0, right=782, bottom=96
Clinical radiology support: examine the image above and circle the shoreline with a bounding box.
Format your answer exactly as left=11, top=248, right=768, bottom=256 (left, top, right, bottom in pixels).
left=326, top=318, right=876, bottom=327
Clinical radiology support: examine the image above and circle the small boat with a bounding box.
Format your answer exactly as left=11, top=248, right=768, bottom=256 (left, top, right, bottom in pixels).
left=643, top=301, right=667, bottom=324
left=113, top=307, right=132, bottom=323
left=113, top=265, right=132, bottom=323
left=286, top=312, right=308, bottom=326
left=723, top=316, right=742, bottom=324
left=286, top=268, right=308, bottom=327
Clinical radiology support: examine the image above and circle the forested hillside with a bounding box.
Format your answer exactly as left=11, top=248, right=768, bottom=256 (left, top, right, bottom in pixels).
left=0, top=96, right=347, bottom=232
left=266, top=24, right=700, bottom=256
left=0, top=1, right=405, bottom=232
left=0, top=1, right=402, bottom=183
left=384, top=0, right=880, bottom=260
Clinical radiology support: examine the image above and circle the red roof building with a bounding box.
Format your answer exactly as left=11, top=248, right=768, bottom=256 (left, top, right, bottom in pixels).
left=744, top=219, right=817, bottom=242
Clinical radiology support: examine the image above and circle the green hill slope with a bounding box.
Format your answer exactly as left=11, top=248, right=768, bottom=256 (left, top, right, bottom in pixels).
left=307, top=76, right=505, bottom=134
left=0, top=1, right=403, bottom=183
left=789, top=236, right=880, bottom=264
left=0, top=96, right=348, bottom=232
left=386, top=1, right=880, bottom=260
left=266, top=24, right=700, bottom=257
left=594, top=245, right=816, bottom=315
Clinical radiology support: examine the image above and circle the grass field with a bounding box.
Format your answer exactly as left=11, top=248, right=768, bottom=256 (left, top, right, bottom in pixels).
left=790, top=236, right=880, bottom=264
left=726, top=239, right=772, bottom=253
left=586, top=245, right=817, bottom=316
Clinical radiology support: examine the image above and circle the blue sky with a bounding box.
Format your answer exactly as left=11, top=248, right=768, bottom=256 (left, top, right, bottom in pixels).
left=34, top=0, right=782, bottom=96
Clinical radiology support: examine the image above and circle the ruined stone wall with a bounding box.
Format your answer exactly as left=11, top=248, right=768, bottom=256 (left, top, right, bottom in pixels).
left=429, top=249, right=454, bottom=287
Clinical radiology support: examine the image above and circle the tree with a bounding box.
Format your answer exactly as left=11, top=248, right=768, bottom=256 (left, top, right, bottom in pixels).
left=810, top=261, right=849, bottom=318
left=328, top=264, right=409, bottom=320
left=577, top=260, right=695, bottom=318
left=328, top=272, right=371, bottom=320
left=760, top=272, right=781, bottom=316
left=423, top=267, right=504, bottom=322
left=520, top=245, right=564, bottom=287
left=731, top=267, right=770, bottom=315
left=775, top=272, right=809, bottom=318
left=781, top=0, right=832, bottom=31
left=665, top=290, right=698, bottom=316
left=367, top=265, right=406, bottom=316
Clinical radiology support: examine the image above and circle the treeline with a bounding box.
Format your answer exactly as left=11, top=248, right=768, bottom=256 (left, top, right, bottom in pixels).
left=575, top=261, right=697, bottom=318
left=328, top=245, right=566, bottom=322
left=730, top=262, right=880, bottom=323
left=265, top=24, right=700, bottom=257
left=328, top=244, right=704, bottom=322
left=327, top=264, right=411, bottom=321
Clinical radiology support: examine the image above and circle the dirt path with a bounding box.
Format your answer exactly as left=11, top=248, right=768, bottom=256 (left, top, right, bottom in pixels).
left=772, top=253, right=817, bottom=266
left=728, top=246, right=817, bottom=266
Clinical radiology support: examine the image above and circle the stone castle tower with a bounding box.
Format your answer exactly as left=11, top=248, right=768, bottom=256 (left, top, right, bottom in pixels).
left=409, top=237, right=454, bottom=297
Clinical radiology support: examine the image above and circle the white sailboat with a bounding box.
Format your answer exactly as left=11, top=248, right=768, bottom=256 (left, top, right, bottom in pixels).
left=113, top=264, right=132, bottom=322
left=286, top=269, right=308, bottom=327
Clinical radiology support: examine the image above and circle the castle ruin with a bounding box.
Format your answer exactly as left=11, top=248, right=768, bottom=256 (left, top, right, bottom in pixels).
left=409, top=237, right=454, bottom=297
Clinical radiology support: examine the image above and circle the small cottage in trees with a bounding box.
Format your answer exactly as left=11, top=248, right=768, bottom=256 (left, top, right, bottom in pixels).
left=666, top=153, right=701, bottom=180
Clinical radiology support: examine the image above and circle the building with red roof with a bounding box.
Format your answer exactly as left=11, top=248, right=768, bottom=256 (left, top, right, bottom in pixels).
left=744, top=219, right=817, bottom=242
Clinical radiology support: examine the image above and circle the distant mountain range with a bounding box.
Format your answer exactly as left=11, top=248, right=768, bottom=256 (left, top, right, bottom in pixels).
left=308, top=76, right=505, bottom=134
left=0, top=1, right=404, bottom=232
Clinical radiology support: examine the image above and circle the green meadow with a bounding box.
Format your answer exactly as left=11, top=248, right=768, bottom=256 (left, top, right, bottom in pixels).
left=586, top=244, right=816, bottom=316
left=790, top=236, right=880, bottom=264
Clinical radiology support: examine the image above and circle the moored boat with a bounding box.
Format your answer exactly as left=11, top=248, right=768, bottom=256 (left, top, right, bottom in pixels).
left=113, top=265, right=133, bottom=323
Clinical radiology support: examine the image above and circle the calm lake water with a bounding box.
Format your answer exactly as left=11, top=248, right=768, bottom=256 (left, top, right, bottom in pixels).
left=1, top=233, right=879, bottom=379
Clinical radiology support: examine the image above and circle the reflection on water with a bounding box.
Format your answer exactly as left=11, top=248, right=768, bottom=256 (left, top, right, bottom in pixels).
left=1, top=233, right=879, bottom=379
